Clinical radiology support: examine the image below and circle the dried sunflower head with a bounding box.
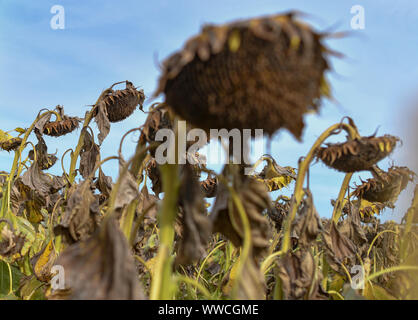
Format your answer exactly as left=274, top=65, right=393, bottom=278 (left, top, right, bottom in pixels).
left=155, top=13, right=332, bottom=140
left=353, top=166, right=415, bottom=203
left=0, top=137, right=23, bottom=152
left=98, top=81, right=145, bottom=123
left=43, top=117, right=79, bottom=137
left=317, top=135, right=399, bottom=173
left=0, top=129, right=23, bottom=152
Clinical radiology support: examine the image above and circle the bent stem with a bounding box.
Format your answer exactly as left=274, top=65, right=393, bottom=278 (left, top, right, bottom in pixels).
left=331, top=173, right=353, bottom=224
left=280, top=122, right=359, bottom=253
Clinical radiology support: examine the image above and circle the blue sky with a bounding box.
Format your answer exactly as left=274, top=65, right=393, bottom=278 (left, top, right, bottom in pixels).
left=0, top=0, right=417, bottom=221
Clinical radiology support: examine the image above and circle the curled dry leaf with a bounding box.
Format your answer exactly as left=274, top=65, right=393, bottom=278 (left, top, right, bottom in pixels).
left=34, top=112, right=52, bottom=134
left=54, top=179, right=100, bottom=243
left=114, top=159, right=139, bottom=210
left=50, top=218, right=145, bottom=300
left=94, top=168, right=113, bottom=201
left=321, top=222, right=357, bottom=272
left=175, top=165, right=212, bottom=266
left=79, top=128, right=100, bottom=179
left=21, top=162, right=55, bottom=197
left=353, top=166, right=415, bottom=203
left=338, top=205, right=368, bottom=255
left=94, top=102, right=111, bottom=144
left=28, top=132, right=58, bottom=170
left=291, top=190, right=323, bottom=247
left=317, top=135, right=399, bottom=173
left=277, top=248, right=327, bottom=300
left=155, top=13, right=332, bottom=140
left=224, top=255, right=267, bottom=300
left=145, top=158, right=162, bottom=197
left=139, top=104, right=173, bottom=146
left=211, top=169, right=271, bottom=260
left=137, top=185, right=159, bottom=225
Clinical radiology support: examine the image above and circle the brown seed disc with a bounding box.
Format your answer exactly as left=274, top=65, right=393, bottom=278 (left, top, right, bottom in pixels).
left=101, top=81, right=145, bottom=123
left=0, top=137, right=23, bottom=152
left=155, top=13, right=331, bottom=140
left=43, top=117, right=79, bottom=137
left=353, top=166, right=415, bottom=203
left=317, top=135, right=399, bottom=172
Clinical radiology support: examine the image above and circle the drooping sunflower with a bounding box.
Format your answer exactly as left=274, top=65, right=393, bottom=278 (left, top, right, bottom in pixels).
left=0, top=137, right=23, bottom=152
left=317, top=135, right=399, bottom=172
left=155, top=12, right=333, bottom=140
left=43, top=117, right=80, bottom=137
left=353, top=166, right=415, bottom=203
left=98, top=81, right=145, bottom=123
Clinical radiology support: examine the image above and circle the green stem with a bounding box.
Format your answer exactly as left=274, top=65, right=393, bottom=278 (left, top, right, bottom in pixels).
left=149, top=164, right=180, bottom=300
left=366, top=265, right=418, bottom=282
left=228, top=187, right=252, bottom=299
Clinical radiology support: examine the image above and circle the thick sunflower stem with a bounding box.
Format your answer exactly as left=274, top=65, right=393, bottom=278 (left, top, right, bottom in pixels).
left=150, top=163, right=180, bottom=300
left=280, top=123, right=359, bottom=253
left=331, top=173, right=353, bottom=224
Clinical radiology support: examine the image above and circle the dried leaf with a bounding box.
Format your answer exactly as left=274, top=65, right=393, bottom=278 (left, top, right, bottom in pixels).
left=292, top=190, right=323, bottom=247
left=175, top=165, right=212, bottom=265
left=55, top=180, right=100, bottom=242
left=79, top=129, right=100, bottom=179
left=94, top=103, right=111, bottom=145
left=50, top=218, right=145, bottom=300
left=211, top=168, right=271, bottom=260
